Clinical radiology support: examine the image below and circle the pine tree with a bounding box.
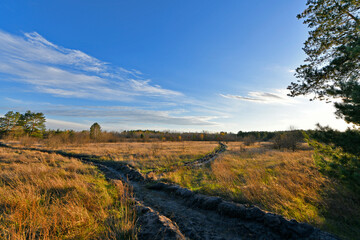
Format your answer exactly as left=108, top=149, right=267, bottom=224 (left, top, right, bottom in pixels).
left=90, top=123, right=101, bottom=140
left=288, top=0, right=360, bottom=125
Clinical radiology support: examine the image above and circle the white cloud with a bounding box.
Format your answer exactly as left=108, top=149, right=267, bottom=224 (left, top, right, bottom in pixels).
left=46, top=119, right=90, bottom=130
left=220, top=89, right=296, bottom=104
left=0, top=30, right=182, bottom=100
left=44, top=106, right=218, bottom=126
left=130, top=79, right=182, bottom=96
left=0, top=31, right=105, bottom=72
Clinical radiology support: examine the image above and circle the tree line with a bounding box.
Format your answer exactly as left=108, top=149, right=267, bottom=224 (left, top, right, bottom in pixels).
left=1, top=110, right=309, bottom=151
left=0, top=111, right=46, bottom=138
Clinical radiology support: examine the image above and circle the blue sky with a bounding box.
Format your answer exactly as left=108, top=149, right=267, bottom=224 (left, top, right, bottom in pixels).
left=0, top=0, right=350, bottom=132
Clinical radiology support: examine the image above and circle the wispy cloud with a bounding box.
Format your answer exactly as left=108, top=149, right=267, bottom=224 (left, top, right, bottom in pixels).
left=46, top=119, right=90, bottom=130
left=44, top=106, right=218, bottom=126
left=220, top=89, right=295, bottom=104
left=0, top=30, right=182, bottom=100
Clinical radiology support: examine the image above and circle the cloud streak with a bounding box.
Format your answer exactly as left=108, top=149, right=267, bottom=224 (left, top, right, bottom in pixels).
left=43, top=106, right=218, bottom=126
left=46, top=119, right=90, bottom=130
left=0, top=30, right=182, bottom=100
left=220, top=90, right=295, bottom=104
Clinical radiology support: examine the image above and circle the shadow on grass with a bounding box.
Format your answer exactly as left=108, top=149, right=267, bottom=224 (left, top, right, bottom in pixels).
left=319, top=181, right=360, bottom=240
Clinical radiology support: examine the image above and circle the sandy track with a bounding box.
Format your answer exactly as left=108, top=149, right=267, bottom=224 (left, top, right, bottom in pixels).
left=184, top=142, right=227, bottom=167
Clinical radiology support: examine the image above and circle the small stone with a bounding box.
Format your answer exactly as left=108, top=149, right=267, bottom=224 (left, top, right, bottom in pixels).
left=175, top=187, right=194, bottom=198
left=165, top=185, right=181, bottom=193
left=264, top=213, right=281, bottom=227
left=288, top=222, right=314, bottom=237
left=217, top=201, right=246, bottom=218
left=188, top=194, right=207, bottom=207
left=147, top=182, right=167, bottom=190
left=201, top=196, right=222, bottom=210
left=245, top=206, right=265, bottom=220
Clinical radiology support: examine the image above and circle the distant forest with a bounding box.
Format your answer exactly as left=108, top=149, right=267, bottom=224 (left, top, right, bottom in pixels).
left=0, top=110, right=319, bottom=152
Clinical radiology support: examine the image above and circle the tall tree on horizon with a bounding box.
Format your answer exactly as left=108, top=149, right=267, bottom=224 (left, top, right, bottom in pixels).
left=19, top=111, right=46, bottom=137
left=0, top=110, right=46, bottom=137
left=0, top=111, right=21, bottom=133
left=90, top=122, right=101, bottom=140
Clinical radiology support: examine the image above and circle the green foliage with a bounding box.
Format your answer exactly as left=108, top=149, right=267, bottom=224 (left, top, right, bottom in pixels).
left=20, top=111, right=46, bottom=137
left=332, top=80, right=360, bottom=125
left=289, top=0, right=360, bottom=99
left=287, top=0, right=360, bottom=198
left=0, top=111, right=21, bottom=132
left=243, top=135, right=256, bottom=146
left=237, top=131, right=276, bottom=141
left=272, top=131, right=304, bottom=151
left=288, top=0, right=360, bottom=125
left=237, top=130, right=305, bottom=143
left=307, top=124, right=360, bottom=189
left=306, top=133, right=360, bottom=192
left=310, top=124, right=360, bottom=155
left=90, top=122, right=101, bottom=140
left=0, top=110, right=46, bottom=138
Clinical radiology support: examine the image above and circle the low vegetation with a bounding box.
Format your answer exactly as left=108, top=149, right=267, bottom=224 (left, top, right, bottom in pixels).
left=16, top=140, right=358, bottom=240
left=39, top=141, right=218, bottom=174
left=1, top=110, right=311, bottom=145
left=1, top=110, right=359, bottom=239
left=164, top=142, right=360, bottom=239
left=0, top=147, right=137, bottom=239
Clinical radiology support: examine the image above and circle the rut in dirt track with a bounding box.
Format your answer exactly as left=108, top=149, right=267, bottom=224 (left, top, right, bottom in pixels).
left=0, top=143, right=338, bottom=240
left=99, top=160, right=336, bottom=240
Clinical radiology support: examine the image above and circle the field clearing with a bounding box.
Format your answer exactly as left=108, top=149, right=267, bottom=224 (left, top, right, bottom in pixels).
left=0, top=147, right=136, bottom=239
left=169, top=142, right=359, bottom=239
left=5, top=140, right=360, bottom=239
left=40, top=141, right=218, bottom=173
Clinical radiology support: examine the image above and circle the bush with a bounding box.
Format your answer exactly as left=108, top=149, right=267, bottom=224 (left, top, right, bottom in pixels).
left=243, top=135, right=256, bottom=146
left=271, top=131, right=303, bottom=151
left=306, top=127, right=360, bottom=192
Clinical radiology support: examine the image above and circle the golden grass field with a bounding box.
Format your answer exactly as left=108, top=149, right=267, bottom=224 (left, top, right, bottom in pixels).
left=41, top=141, right=218, bottom=173
left=163, top=142, right=360, bottom=239
left=0, top=147, right=136, bottom=240
left=2, top=140, right=360, bottom=239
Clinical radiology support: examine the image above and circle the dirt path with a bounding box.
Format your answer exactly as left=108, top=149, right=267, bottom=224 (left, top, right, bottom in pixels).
left=144, top=142, right=228, bottom=179
left=0, top=143, right=338, bottom=240
left=184, top=142, right=227, bottom=167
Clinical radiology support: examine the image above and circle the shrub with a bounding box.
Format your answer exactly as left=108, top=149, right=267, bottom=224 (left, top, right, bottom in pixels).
left=306, top=128, right=360, bottom=193
left=243, top=135, right=256, bottom=146
left=272, top=131, right=303, bottom=151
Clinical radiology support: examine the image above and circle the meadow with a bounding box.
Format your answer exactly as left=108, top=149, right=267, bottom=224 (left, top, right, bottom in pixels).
left=40, top=141, right=218, bottom=175
left=0, top=147, right=136, bottom=240
left=2, top=140, right=359, bottom=239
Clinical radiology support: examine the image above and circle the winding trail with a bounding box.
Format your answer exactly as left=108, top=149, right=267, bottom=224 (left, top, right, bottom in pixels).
left=184, top=142, right=227, bottom=167
left=0, top=142, right=338, bottom=240
left=144, top=142, right=228, bottom=179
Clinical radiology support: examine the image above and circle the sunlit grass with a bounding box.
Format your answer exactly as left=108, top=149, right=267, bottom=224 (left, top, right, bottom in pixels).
left=10, top=140, right=360, bottom=239
left=0, top=147, right=137, bottom=239
left=39, top=141, right=218, bottom=173
left=163, top=142, right=360, bottom=239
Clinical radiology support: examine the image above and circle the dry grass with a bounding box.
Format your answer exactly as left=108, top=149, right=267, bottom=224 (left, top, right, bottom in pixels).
left=39, top=141, right=218, bottom=173
left=164, top=142, right=360, bottom=239
left=9, top=140, right=360, bottom=239
left=0, top=147, right=137, bottom=240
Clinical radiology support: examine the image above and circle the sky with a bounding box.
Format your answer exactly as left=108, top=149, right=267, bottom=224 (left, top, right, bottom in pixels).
left=0, top=0, right=351, bottom=132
